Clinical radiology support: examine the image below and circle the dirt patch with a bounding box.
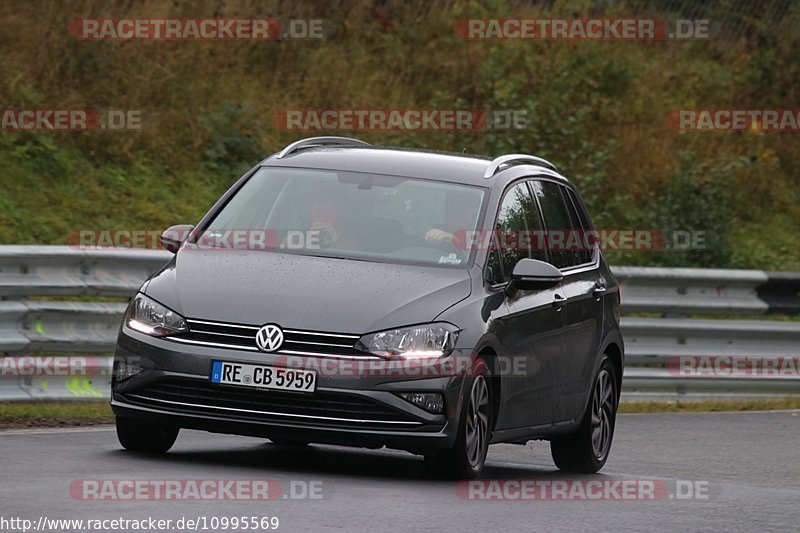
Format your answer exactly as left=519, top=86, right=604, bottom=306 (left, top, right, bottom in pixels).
left=0, top=417, right=114, bottom=429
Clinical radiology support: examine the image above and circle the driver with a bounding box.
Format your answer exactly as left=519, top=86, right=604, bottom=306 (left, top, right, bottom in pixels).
left=307, top=192, right=362, bottom=250
left=424, top=189, right=480, bottom=250
left=309, top=200, right=339, bottom=248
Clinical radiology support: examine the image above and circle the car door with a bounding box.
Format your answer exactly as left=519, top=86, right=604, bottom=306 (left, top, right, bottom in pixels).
left=530, top=180, right=602, bottom=422
left=489, top=181, right=566, bottom=430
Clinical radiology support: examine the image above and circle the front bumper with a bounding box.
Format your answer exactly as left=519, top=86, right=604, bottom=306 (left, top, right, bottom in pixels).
left=111, top=325, right=467, bottom=451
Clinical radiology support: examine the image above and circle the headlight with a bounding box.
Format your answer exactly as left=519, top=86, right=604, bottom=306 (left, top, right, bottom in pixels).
left=355, top=323, right=459, bottom=359
left=126, top=294, right=188, bottom=337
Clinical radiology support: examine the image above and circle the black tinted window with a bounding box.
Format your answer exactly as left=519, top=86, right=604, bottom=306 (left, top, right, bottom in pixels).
left=531, top=181, right=581, bottom=269
left=490, top=183, right=546, bottom=283
left=485, top=242, right=503, bottom=285
left=565, top=188, right=594, bottom=265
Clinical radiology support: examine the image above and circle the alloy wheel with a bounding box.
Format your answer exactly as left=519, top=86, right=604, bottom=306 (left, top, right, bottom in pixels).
left=590, top=368, right=614, bottom=460
left=465, top=375, right=490, bottom=468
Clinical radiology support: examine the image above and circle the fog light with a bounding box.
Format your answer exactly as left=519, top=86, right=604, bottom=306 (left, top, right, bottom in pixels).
left=114, top=358, right=144, bottom=381
left=397, top=392, right=444, bottom=414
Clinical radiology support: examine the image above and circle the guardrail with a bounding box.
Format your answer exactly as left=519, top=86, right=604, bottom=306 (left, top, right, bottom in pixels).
left=612, top=266, right=800, bottom=315
left=1, top=246, right=799, bottom=401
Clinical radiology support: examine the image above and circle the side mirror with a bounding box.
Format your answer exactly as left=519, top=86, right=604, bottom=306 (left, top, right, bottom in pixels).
left=510, top=259, right=563, bottom=291
left=159, top=225, right=194, bottom=254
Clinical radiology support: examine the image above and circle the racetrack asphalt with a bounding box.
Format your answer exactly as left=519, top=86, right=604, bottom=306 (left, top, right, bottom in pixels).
left=1, top=410, right=798, bottom=532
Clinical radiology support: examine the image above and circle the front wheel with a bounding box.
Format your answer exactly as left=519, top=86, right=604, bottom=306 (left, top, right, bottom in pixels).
left=116, top=416, right=179, bottom=454
left=426, top=357, right=492, bottom=479
left=550, top=355, right=618, bottom=473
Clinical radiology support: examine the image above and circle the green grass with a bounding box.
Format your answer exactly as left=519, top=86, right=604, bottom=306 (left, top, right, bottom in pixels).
left=619, top=397, right=800, bottom=413
left=0, top=1, right=799, bottom=270
left=1, top=398, right=799, bottom=429
left=0, top=401, right=113, bottom=427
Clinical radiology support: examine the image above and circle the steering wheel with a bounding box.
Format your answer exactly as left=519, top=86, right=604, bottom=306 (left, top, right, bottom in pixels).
left=408, top=234, right=459, bottom=251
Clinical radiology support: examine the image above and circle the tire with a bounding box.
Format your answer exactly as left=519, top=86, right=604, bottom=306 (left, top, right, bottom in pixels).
left=427, top=357, right=492, bottom=479
left=550, top=355, right=618, bottom=473
left=115, top=416, right=179, bottom=454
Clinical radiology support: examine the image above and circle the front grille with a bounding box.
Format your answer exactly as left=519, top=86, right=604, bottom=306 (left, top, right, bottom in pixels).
left=169, top=319, right=372, bottom=358
left=122, top=378, right=420, bottom=427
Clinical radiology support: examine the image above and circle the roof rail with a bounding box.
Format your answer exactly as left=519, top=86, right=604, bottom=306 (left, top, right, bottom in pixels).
left=483, top=154, right=558, bottom=178
left=275, top=136, right=371, bottom=159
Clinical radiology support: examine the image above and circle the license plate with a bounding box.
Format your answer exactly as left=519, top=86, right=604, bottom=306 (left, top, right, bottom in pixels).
left=210, top=361, right=316, bottom=393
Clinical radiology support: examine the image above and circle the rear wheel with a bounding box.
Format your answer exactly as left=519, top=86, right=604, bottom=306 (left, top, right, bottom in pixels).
left=550, top=355, right=618, bottom=473
left=116, top=416, right=179, bottom=454
left=426, top=357, right=492, bottom=479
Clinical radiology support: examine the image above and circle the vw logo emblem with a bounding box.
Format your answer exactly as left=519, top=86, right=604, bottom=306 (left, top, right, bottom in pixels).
left=255, top=324, right=284, bottom=352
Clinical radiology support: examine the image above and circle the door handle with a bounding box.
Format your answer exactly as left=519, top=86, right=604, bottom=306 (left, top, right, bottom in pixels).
left=593, top=285, right=607, bottom=300
left=552, top=293, right=566, bottom=311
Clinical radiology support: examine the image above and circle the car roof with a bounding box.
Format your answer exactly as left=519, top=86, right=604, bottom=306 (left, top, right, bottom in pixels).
left=261, top=146, right=566, bottom=187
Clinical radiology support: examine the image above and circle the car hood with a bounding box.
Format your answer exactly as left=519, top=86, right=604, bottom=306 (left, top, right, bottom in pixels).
left=143, top=249, right=472, bottom=334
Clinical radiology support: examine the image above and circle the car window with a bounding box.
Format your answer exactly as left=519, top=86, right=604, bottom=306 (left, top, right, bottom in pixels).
left=487, top=182, right=546, bottom=284
left=485, top=241, right=503, bottom=285
left=530, top=180, right=582, bottom=269
left=564, top=188, right=594, bottom=265
left=200, top=167, right=486, bottom=268
left=372, top=180, right=446, bottom=237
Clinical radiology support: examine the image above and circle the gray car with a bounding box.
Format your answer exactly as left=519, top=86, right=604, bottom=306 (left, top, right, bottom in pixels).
left=111, top=136, right=624, bottom=478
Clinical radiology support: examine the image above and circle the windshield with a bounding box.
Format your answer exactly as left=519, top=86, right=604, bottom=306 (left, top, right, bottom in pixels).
left=198, top=167, right=487, bottom=268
